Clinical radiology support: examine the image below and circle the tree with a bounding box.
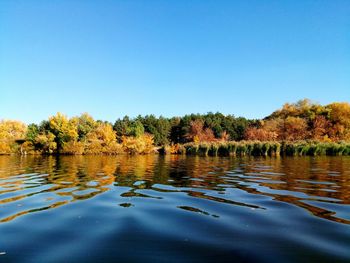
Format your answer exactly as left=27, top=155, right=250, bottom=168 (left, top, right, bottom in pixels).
left=169, top=117, right=184, bottom=144
left=122, top=133, right=154, bottom=154
left=327, top=102, right=350, bottom=141
left=25, top=124, right=39, bottom=143
left=138, top=115, right=171, bottom=145
left=244, top=127, right=278, bottom=141
left=85, top=122, right=120, bottom=154
left=311, top=115, right=330, bottom=141
left=48, top=112, right=78, bottom=150
left=73, top=113, right=96, bottom=140
left=113, top=116, right=131, bottom=137
left=127, top=120, right=144, bottom=137
left=283, top=117, right=309, bottom=141
left=113, top=116, right=144, bottom=138
left=0, top=120, right=27, bottom=154
left=35, top=132, right=57, bottom=154
left=186, top=119, right=216, bottom=143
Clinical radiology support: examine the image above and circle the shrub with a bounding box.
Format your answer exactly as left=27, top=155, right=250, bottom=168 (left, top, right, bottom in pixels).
left=227, top=142, right=238, bottom=156
left=122, top=133, right=155, bottom=154
left=103, top=141, right=123, bottom=155
left=61, top=141, right=85, bottom=155
left=0, top=141, right=11, bottom=154
left=237, top=142, right=247, bottom=156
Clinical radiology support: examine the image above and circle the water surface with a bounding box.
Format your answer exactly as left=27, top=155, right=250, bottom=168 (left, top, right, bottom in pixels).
left=0, top=155, right=349, bottom=262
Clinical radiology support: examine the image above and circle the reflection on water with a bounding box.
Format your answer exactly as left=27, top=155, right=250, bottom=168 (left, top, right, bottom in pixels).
left=1, top=155, right=349, bottom=224
left=0, top=155, right=349, bottom=262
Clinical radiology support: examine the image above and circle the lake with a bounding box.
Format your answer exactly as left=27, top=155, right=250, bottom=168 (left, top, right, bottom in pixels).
left=0, top=155, right=349, bottom=262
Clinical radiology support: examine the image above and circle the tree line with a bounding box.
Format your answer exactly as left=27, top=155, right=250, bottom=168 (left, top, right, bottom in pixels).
left=0, top=99, right=349, bottom=155
left=245, top=99, right=350, bottom=142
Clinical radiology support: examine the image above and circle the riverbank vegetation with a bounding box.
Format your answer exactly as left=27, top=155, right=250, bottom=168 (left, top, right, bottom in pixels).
left=1, top=99, right=350, bottom=156
left=160, top=141, right=350, bottom=156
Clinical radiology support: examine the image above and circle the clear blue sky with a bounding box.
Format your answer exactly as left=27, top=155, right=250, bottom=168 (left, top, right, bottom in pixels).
left=1, top=0, right=349, bottom=124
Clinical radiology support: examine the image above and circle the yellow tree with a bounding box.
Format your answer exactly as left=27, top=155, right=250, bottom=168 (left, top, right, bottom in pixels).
left=49, top=112, right=78, bottom=150
left=0, top=120, right=27, bottom=154
left=327, top=102, right=350, bottom=141
left=85, top=122, right=121, bottom=154
left=72, top=113, right=97, bottom=141
left=122, top=133, right=154, bottom=154
left=263, top=118, right=284, bottom=140
left=35, top=132, right=57, bottom=154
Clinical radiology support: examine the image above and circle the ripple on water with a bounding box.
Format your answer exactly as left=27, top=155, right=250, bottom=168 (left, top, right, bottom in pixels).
left=0, top=155, right=349, bottom=262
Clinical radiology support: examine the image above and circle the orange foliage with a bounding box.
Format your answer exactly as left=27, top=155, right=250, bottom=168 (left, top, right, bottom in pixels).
left=312, top=115, right=330, bottom=141
left=327, top=102, right=350, bottom=141
left=186, top=120, right=216, bottom=143
left=244, top=127, right=278, bottom=141
left=282, top=117, right=309, bottom=141
left=219, top=131, right=230, bottom=141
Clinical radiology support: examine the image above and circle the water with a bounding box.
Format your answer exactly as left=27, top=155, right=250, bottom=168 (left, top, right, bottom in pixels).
left=0, top=155, right=349, bottom=262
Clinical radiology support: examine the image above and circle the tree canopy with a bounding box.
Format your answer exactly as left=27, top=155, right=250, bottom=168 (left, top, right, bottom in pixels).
left=1, top=99, right=350, bottom=155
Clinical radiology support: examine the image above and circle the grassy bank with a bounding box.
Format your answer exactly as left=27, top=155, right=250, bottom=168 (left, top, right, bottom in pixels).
left=2, top=140, right=350, bottom=156
left=160, top=141, right=350, bottom=157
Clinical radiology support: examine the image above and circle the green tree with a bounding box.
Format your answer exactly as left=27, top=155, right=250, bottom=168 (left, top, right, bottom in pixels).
left=138, top=115, right=171, bottom=145
left=73, top=113, right=96, bottom=140
left=25, top=123, right=39, bottom=143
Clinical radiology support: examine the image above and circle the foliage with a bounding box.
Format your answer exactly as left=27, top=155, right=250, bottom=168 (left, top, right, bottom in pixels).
left=162, top=140, right=349, bottom=157
left=245, top=126, right=278, bottom=141
left=113, top=117, right=144, bottom=139
left=48, top=113, right=78, bottom=150
left=246, top=99, right=350, bottom=142
left=73, top=113, right=97, bottom=140
left=137, top=115, right=171, bottom=145
left=25, top=124, right=39, bottom=143
left=0, top=120, right=27, bottom=154
left=85, top=122, right=121, bottom=154
left=35, top=132, right=57, bottom=154
left=122, top=134, right=155, bottom=154
left=1, top=99, right=350, bottom=155
left=186, top=119, right=216, bottom=143
left=61, top=141, right=85, bottom=155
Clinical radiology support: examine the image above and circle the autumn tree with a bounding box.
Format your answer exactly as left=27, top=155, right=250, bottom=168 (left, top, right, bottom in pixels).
left=73, top=113, right=97, bottom=140
left=122, top=133, right=154, bottom=154
left=186, top=119, right=216, bottom=143
left=244, top=127, right=278, bottom=141
left=282, top=117, right=309, bottom=141
left=0, top=120, right=27, bottom=154
left=327, top=102, right=350, bottom=141
left=85, top=122, right=121, bottom=154
left=311, top=115, right=330, bottom=141
left=34, top=132, right=57, bottom=153
left=48, top=113, right=78, bottom=150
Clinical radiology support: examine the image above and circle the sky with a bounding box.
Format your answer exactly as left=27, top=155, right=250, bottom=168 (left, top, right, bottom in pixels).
left=0, top=0, right=349, bottom=124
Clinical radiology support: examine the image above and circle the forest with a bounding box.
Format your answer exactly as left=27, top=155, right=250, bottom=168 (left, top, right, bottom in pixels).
left=1, top=99, right=350, bottom=156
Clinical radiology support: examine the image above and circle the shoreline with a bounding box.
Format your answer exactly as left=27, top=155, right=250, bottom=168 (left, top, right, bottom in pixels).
left=2, top=141, right=350, bottom=157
